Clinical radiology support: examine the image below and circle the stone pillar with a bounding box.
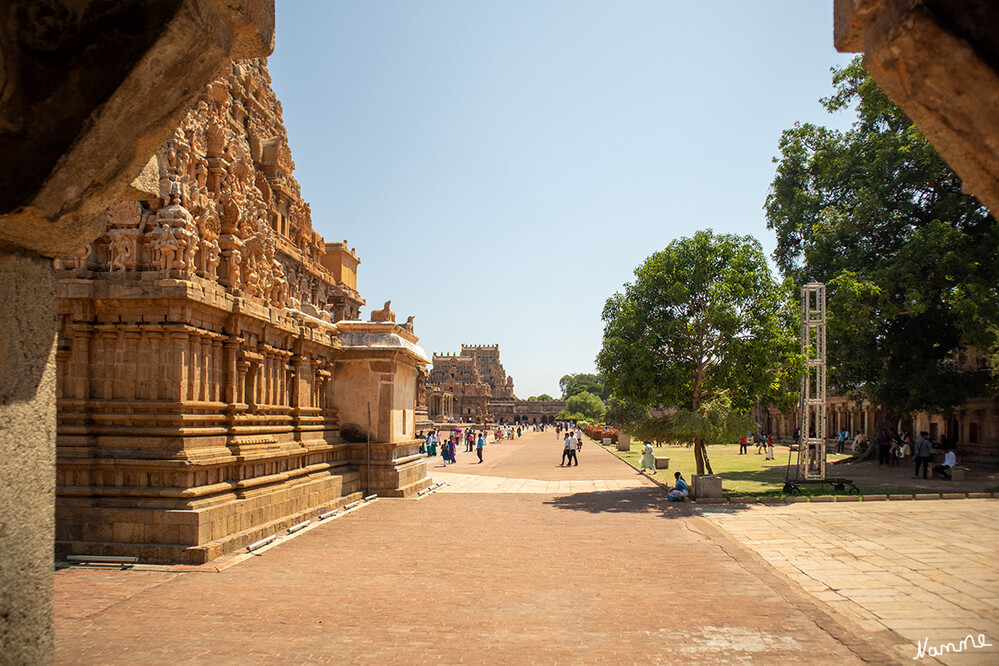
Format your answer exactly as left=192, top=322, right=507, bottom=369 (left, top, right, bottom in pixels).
left=0, top=252, right=56, bottom=663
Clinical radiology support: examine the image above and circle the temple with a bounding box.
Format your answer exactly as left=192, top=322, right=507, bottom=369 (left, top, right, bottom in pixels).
left=426, top=344, right=566, bottom=424
left=53, top=59, right=430, bottom=564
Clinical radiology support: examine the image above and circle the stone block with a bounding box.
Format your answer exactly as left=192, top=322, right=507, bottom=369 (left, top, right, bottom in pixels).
left=966, top=492, right=991, bottom=499
left=690, top=474, right=722, bottom=499
left=602, top=438, right=611, bottom=445
left=786, top=496, right=810, bottom=503
left=915, top=493, right=941, bottom=501
left=835, top=495, right=860, bottom=502
left=654, top=457, right=669, bottom=469
left=889, top=494, right=914, bottom=501
left=810, top=495, right=834, bottom=503
left=862, top=494, right=888, bottom=501
left=616, top=435, right=631, bottom=452
left=691, top=498, right=727, bottom=504
left=950, top=467, right=966, bottom=481
left=729, top=497, right=758, bottom=504
left=940, top=493, right=966, bottom=500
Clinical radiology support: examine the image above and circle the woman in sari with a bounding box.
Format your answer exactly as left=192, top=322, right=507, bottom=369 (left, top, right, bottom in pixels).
left=639, top=441, right=657, bottom=474
left=667, top=472, right=689, bottom=502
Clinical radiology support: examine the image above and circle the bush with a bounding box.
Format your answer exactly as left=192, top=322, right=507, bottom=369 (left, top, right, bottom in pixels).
left=582, top=423, right=619, bottom=444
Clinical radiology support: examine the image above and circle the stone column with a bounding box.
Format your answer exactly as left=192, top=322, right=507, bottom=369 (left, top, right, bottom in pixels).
left=0, top=252, right=56, bottom=663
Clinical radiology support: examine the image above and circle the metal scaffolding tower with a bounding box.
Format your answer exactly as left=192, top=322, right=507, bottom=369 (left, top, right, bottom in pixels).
left=799, top=283, right=827, bottom=480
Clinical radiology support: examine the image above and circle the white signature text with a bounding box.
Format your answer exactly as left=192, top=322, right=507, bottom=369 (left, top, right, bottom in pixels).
left=914, top=634, right=992, bottom=660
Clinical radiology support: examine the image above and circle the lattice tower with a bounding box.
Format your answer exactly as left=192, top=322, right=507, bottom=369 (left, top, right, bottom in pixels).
left=798, top=283, right=827, bottom=480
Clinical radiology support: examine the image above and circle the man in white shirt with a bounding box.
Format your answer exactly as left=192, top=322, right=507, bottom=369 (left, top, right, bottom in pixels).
left=933, top=449, right=957, bottom=479
left=564, top=433, right=578, bottom=466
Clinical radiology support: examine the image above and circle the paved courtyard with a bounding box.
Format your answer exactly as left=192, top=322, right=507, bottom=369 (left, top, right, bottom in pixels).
left=54, top=430, right=996, bottom=664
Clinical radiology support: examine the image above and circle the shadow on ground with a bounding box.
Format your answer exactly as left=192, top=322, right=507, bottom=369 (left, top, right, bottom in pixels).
left=543, top=488, right=702, bottom=519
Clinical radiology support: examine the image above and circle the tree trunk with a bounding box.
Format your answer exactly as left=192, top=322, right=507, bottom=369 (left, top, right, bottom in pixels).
left=701, top=439, right=714, bottom=475
left=693, top=437, right=713, bottom=475
left=852, top=408, right=899, bottom=462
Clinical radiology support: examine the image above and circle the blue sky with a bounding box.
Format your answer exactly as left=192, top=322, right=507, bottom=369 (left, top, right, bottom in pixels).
left=268, top=1, right=855, bottom=398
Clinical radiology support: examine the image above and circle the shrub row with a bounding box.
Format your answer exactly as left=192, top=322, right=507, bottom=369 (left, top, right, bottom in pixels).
left=582, top=423, right=619, bottom=444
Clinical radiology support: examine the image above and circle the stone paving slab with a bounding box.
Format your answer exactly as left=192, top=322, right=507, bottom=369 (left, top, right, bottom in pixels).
left=56, top=490, right=896, bottom=664
left=53, top=432, right=903, bottom=664
left=695, top=500, right=999, bottom=665
left=59, top=432, right=999, bottom=664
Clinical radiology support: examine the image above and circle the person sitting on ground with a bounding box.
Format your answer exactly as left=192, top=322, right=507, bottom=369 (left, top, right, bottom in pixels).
left=640, top=441, right=656, bottom=474
left=667, top=472, right=689, bottom=502
left=933, top=448, right=957, bottom=479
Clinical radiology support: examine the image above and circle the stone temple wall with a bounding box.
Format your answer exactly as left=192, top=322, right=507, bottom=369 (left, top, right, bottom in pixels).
left=53, top=58, right=428, bottom=563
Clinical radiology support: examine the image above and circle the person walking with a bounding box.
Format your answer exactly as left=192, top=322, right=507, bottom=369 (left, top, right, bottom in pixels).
left=476, top=432, right=485, bottom=463
left=560, top=432, right=571, bottom=466
left=565, top=432, right=579, bottom=466
left=765, top=433, right=775, bottom=460
left=913, top=431, right=932, bottom=479
left=640, top=441, right=657, bottom=474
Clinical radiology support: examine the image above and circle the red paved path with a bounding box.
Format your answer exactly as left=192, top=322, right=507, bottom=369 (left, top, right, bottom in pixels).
left=55, top=431, right=902, bottom=664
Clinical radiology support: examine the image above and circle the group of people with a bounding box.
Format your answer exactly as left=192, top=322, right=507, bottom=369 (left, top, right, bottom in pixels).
left=420, top=428, right=487, bottom=464
left=738, top=433, right=776, bottom=460
left=638, top=441, right=689, bottom=501
left=872, top=429, right=957, bottom=479
left=557, top=424, right=584, bottom=466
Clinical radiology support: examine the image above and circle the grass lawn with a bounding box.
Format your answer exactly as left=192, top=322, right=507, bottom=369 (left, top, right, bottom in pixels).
left=602, top=439, right=874, bottom=497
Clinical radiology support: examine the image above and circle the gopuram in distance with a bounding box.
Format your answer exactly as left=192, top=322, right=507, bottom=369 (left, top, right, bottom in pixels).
left=53, top=58, right=430, bottom=564
left=427, top=344, right=565, bottom=424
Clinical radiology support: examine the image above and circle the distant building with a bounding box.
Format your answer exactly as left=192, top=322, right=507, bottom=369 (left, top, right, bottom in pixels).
left=427, top=344, right=514, bottom=421
left=426, top=344, right=567, bottom=424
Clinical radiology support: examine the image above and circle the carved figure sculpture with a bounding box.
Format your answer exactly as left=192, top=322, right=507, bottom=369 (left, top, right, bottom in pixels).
left=370, top=300, right=395, bottom=323
left=107, top=231, right=137, bottom=271
left=151, top=223, right=183, bottom=270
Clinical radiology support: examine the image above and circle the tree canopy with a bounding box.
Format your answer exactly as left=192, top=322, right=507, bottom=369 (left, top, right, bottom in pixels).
left=526, top=394, right=556, bottom=402
left=765, top=57, right=999, bottom=418
left=559, top=373, right=609, bottom=400
left=597, top=230, right=800, bottom=474
left=561, top=391, right=605, bottom=421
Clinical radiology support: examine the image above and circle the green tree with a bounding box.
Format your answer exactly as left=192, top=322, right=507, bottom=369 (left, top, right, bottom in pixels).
left=603, top=396, right=650, bottom=428
left=562, top=391, right=605, bottom=420
left=765, top=57, right=999, bottom=425
left=527, top=394, right=555, bottom=401
left=597, top=230, right=800, bottom=474
left=559, top=373, right=609, bottom=400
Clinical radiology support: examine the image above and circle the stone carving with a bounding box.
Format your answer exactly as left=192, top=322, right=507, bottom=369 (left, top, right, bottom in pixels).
left=371, top=301, right=395, bottom=323
left=107, top=229, right=140, bottom=271
left=107, top=200, right=143, bottom=229
left=416, top=365, right=428, bottom=409
left=54, top=244, right=93, bottom=270
left=66, top=60, right=364, bottom=322
left=404, top=315, right=415, bottom=333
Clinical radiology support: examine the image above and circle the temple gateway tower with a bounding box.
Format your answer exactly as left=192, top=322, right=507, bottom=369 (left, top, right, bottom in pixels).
left=54, top=59, right=430, bottom=563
